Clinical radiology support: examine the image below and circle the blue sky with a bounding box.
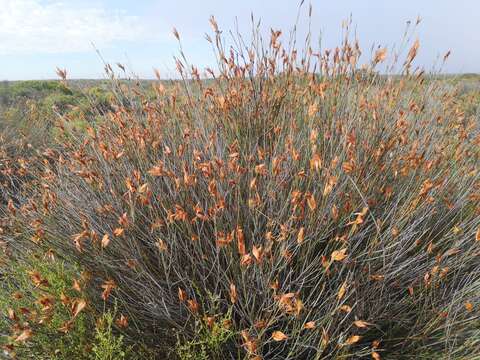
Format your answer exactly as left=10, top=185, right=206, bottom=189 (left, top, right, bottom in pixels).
left=0, top=0, right=478, bottom=80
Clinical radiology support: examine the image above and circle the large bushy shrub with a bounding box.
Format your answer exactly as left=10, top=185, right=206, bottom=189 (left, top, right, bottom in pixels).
left=2, top=18, right=480, bottom=359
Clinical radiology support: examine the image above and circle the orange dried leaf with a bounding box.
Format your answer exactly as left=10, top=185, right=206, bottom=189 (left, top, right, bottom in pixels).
left=308, top=103, right=318, bottom=118
left=7, top=308, right=16, bottom=321
left=407, top=39, right=420, bottom=63
left=338, top=282, right=347, bottom=300
left=391, top=227, right=399, bottom=237
left=101, top=279, right=117, bottom=301
left=148, top=165, right=164, bottom=177
left=113, top=228, right=124, bottom=237
left=58, top=320, right=73, bottom=333
left=240, top=253, right=253, bottom=267
left=306, top=194, right=317, bottom=211
left=237, top=226, right=246, bottom=256
left=72, top=299, right=87, bottom=318
left=304, top=321, right=316, bottom=329
left=331, top=248, right=347, bottom=262
left=187, top=299, right=199, bottom=313
left=101, top=234, right=110, bottom=248
left=370, top=274, right=385, bottom=281
left=157, top=239, right=168, bottom=252
left=230, top=283, right=238, bottom=304
left=255, top=163, right=267, bottom=176
left=15, top=328, right=32, bottom=343
left=116, top=314, right=128, bottom=328
left=297, top=227, right=305, bottom=244
left=178, top=288, right=187, bottom=302
left=346, top=335, right=361, bottom=345
left=72, top=279, right=82, bottom=292
left=353, top=320, right=372, bottom=328
left=310, top=153, right=322, bottom=172
left=252, top=245, right=263, bottom=262
left=271, top=331, right=288, bottom=341
left=374, top=48, right=388, bottom=63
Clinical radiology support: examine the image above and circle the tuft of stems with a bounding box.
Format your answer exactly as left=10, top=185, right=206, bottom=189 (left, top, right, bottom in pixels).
left=2, top=16, right=480, bottom=360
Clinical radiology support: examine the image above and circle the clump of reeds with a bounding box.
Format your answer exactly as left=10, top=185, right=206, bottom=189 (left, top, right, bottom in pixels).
left=2, top=12, right=480, bottom=360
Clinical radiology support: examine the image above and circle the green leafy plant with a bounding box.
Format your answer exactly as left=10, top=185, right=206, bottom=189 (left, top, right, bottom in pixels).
left=176, top=308, right=236, bottom=360
left=91, top=311, right=129, bottom=360
left=0, top=255, right=94, bottom=359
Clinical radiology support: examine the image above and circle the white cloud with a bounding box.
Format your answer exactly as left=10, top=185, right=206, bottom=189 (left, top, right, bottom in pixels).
left=0, top=0, right=146, bottom=54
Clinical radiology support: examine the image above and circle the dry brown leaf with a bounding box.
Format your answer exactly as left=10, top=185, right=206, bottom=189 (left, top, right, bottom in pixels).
left=230, top=283, right=237, bottom=304
left=331, top=248, right=347, bottom=262
left=101, top=234, right=110, bottom=248
left=353, top=320, right=372, bottom=328
left=101, top=279, right=117, bottom=301
left=346, top=335, right=361, bottom=345
left=7, top=308, right=16, bottom=321
left=116, top=314, right=128, bottom=328
left=297, top=227, right=305, bottom=244
left=187, top=299, right=199, bottom=313
left=308, top=103, right=318, bottom=118
left=237, top=226, right=246, bottom=256
left=157, top=239, right=168, bottom=252
left=255, top=163, right=267, bottom=176
left=58, top=320, right=73, bottom=333
left=306, top=194, right=317, bottom=211
left=304, top=321, right=316, bottom=329
left=331, top=204, right=339, bottom=220
left=178, top=288, right=187, bottom=302
left=113, top=227, right=124, bottom=237
left=374, top=48, right=388, bottom=63
left=240, top=253, right=253, bottom=267
left=72, top=279, right=82, bottom=292
left=72, top=299, right=87, bottom=318
left=252, top=245, right=263, bottom=262
left=338, top=282, right=347, bottom=300
left=271, top=331, right=288, bottom=341
left=310, top=153, right=322, bottom=172
left=407, top=39, right=420, bottom=63
left=465, top=302, right=474, bottom=312
left=369, top=274, right=385, bottom=281
left=445, top=248, right=460, bottom=257
left=15, top=328, right=32, bottom=342
left=391, top=227, right=399, bottom=237
left=148, top=165, right=164, bottom=177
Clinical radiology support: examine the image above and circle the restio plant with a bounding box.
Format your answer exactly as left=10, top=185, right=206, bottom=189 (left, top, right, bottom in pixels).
left=1, top=12, right=479, bottom=360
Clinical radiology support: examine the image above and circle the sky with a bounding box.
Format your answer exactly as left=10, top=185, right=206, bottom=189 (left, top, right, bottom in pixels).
left=0, top=0, right=478, bottom=80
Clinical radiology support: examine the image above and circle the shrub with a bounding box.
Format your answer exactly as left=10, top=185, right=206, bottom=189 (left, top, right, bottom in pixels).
left=91, top=310, right=131, bottom=360
left=3, top=17, right=480, bottom=359
left=175, top=303, right=236, bottom=360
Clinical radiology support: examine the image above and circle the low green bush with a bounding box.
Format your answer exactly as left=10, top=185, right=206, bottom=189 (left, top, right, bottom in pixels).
left=0, top=254, right=155, bottom=359
left=0, top=255, right=94, bottom=359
